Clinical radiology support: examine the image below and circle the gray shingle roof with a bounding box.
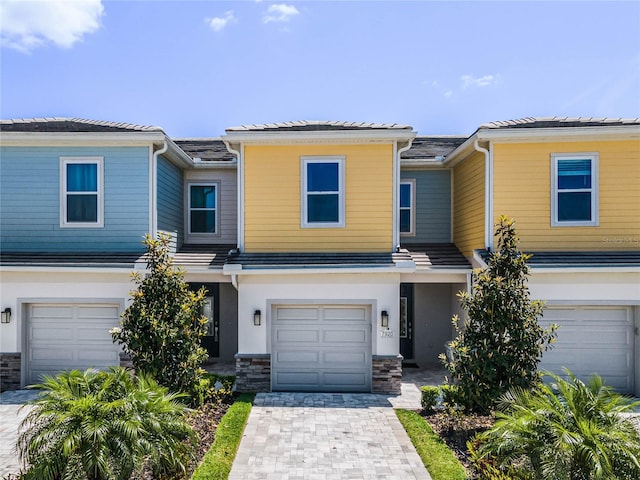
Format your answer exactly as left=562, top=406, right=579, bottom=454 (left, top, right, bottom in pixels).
left=399, top=244, right=470, bottom=268
left=477, top=250, right=640, bottom=268
left=226, top=120, right=413, bottom=132
left=173, top=139, right=236, bottom=162
left=0, top=117, right=164, bottom=133
left=173, top=244, right=236, bottom=269
left=226, top=252, right=397, bottom=268
left=402, top=136, right=468, bottom=160
left=0, top=252, right=146, bottom=268
left=479, top=116, right=640, bottom=129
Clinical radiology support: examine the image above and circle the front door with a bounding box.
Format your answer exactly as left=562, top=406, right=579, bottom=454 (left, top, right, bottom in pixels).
left=189, top=283, right=220, bottom=358
left=400, top=283, right=414, bottom=360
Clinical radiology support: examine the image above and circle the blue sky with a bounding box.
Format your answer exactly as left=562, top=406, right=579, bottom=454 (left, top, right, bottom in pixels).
left=2, top=1, right=639, bottom=137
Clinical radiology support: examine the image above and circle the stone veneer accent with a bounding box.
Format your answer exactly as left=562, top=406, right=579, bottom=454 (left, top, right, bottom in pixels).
left=372, top=354, right=403, bottom=394
left=235, top=353, right=271, bottom=392
left=0, top=353, right=22, bottom=392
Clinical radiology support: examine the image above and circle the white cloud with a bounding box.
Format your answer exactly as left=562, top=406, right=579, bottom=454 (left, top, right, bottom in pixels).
left=206, top=11, right=236, bottom=32
left=444, top=90, right=453, bottom=98
left=263, top=4, right=299, bottom=24
left=1, top=0, right=104, bottom=53
left=461, top=74, right=498, bottom=89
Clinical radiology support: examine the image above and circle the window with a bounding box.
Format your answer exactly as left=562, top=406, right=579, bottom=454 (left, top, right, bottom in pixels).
left=301, top=157, right=345, bottom=227
left=551, top=153, right=599, bottom=226
left=399, top=180, right=415, bottom=235
left=61, top=157, right=103, bottom=227
left=189, top=184, right=218, bottom=234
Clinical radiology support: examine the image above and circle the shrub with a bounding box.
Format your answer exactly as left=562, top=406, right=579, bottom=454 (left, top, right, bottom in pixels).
left=471, top=369, right=640, bottom=479
left=111, top=233, right=209, bottom=403
left=420, top=386, right=439, bottom=412
left=194, top=373, right=236, bottom=406
left=441, top=216, right=557, bottom=413
left=17, top=367, right=195, bottom=480
left=439, top=384, right=459, bottom=408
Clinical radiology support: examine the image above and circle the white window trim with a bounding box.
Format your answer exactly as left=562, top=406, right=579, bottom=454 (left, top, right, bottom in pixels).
left=301, top=156, right=345, bottom=228
left=60, top=156, right=104, bottom=228
left=188, top=182, right=220, bottom=235
left=399, top=179, right=416, bottom=236
left=551, top=152, right=599, bottom=227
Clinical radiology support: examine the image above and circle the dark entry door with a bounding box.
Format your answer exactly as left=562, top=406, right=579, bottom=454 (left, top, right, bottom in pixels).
left=399, top=283, right=414, bottom=360
left=189, top=283, right=219, bottom=358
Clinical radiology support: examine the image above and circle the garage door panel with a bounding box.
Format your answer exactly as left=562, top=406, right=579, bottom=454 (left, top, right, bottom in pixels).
left=540, top=306, right=634, bottom=394
left=275, top=350, right=320, bottom=364
left=323, top=329, right=367, bottom=343
left=272, top=304, right=371, bottom=392
left=26, top=303, right=121, bottom=385
left=275, top=328, right=319, bottom=343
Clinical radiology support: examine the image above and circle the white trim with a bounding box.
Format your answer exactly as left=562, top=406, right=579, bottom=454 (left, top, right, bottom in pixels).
left=477, top=125, right=640, bottom=142
left=187, top=182, right=220, bottom=236
left=0, top=131, right=167, bottom=146
left=399, top=179, right=416, bottom=236
left=222, top=130, right=416, bottom=145
left=59, top=156, right=104, bottom=228
left=223, top=265, right=417, bottom=276
left=301, top=156, right=345, bottom=228
left=550, top=152, right=599, bottom=227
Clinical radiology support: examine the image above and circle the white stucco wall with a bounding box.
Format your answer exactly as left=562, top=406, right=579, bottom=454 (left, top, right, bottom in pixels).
left=0, top=270, right=134, bottom=352
left=235, top=272, right=401, bottom=356
left=528, top=271, right=640, bottom=304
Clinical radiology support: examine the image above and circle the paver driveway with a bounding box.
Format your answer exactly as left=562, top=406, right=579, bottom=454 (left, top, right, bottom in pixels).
left=229, top=392, right=432, bottom=480
left=0, top=389, right=38, bottom=478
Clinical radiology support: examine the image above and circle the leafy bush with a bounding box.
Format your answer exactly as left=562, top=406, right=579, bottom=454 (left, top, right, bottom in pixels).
left=194, top=373, right=236, bottom=406
left=440, top=384, right=459, bottom=408
left=111, top=233, right=209, bottom=403
left=420, top=386, right=439, bottom=412
left=471, top=370, right=640, bottom=479
left=442, top=216, right=557, bottom=413
left=17, top=367, right=195, bottom=480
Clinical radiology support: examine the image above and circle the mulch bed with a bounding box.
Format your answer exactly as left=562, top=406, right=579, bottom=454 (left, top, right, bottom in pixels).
left=422, top=411, right=494, bottom=477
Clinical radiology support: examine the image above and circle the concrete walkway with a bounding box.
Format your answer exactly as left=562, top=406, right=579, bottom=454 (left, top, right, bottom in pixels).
left=0, top=389, right=38, bottom=478
left=229, top=392, right=431, bottom=480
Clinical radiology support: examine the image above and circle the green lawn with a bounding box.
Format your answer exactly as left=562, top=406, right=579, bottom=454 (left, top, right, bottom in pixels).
left=395, top=409, right=467, bottom=480
left=191, top=393, right=255, bottom=480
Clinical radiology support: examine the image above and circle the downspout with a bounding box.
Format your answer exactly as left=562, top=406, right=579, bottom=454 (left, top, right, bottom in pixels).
left=151, top=141, right=168, bottom=238
left=223, top=141, right=243, bottom=251
left=394, top=139, right=414, bottom=249
left=231, top=274, right=238, bottom=290
left=473, top=139, right=492, bottom=251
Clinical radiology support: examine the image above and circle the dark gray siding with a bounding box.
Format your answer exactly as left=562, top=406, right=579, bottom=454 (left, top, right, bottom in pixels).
left=156, top=155, right=183, bottom=251
left=401, top=169, right=451, bottom=243
left=0, top=146, right=149, bottom=252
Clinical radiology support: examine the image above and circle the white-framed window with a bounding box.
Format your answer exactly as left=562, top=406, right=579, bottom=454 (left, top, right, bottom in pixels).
left=60, top=157, right=104, bottom=228
left=301, top=156, right=345, bottom=228
left=399, top=179, right=415, bottom=235
left=188, top=183, right=218, bottom=234
left=551, top=153, right=599, bottom=227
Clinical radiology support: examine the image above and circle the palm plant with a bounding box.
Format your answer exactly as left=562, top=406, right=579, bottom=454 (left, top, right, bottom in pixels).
left=17, top=367, right=195, bottom=480
left=472, top=369, right=640, bottom=479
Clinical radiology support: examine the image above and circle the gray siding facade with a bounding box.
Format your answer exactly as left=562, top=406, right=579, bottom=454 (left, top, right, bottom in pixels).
left=157, top=155, right=184, bottom=251
left=0, top=146, right=149, bottom=252
left=400, top=169, right=451, bottom=244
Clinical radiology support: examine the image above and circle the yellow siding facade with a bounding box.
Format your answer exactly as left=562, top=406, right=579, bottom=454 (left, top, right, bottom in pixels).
left=453, top=151, right=485, bottom=256
left=493, top=140, right=640, bottom=251
left=243, top=144, right=394, bottom=252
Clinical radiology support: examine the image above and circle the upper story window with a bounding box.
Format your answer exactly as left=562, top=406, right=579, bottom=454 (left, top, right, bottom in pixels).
left=189, top=183, right=218, bottom=234
left=400, top=180, right=415, bottom=235
left=60, top=157, right=103, bottom=228
left=551, top=153, right=599, bottom=227
left=301, top=156, right=345, bottom=228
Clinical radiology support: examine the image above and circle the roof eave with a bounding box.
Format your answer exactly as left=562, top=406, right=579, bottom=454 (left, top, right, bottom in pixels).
left=0, top=130, right=169, bottom=146
left=221, top=129, right=417, bottom=145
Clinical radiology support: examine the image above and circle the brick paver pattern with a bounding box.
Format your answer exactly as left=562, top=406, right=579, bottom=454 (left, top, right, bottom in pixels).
left=229, top=392, right=432, bottom=480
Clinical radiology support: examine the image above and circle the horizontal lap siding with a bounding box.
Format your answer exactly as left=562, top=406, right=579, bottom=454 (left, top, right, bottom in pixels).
left=0, top=146, right=149, bottom=252
left=453, top=152, right=485, bottom=256
left=493, top=140, right=640, bottom=251
left=184, top=169, right=237, bottom=244
left=157, top=156, right=183, bottom=251
left=401, top=169, right=451, bottom=243
left=244, top=144, right=393, bottom=252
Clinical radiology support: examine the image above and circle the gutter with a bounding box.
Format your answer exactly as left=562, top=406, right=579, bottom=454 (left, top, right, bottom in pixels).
left=151, top=141, right=168, bottom=238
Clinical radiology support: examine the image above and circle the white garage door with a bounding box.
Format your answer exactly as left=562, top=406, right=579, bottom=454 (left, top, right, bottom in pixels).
left=271, top=304, right=372, bottom=392
left=26, top=303, right=122, bottom=385
left=539, top=306, right=634, bottom=393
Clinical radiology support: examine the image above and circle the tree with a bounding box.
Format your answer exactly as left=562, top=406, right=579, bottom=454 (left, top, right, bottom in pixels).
left=441, top=215, right=557, bottom=413
left=18, top=368, right=195, bottom=480
left=472, top=370, right=640, bottom=479
left=111, top=234, right=208, bottom=401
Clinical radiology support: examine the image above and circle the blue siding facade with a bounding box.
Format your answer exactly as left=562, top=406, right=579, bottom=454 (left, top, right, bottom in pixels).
left=0, top=146, right=150, bottom=252
left=400, top=169, right=451, bottom=243
left=156, top=155, right=184, bottom=251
